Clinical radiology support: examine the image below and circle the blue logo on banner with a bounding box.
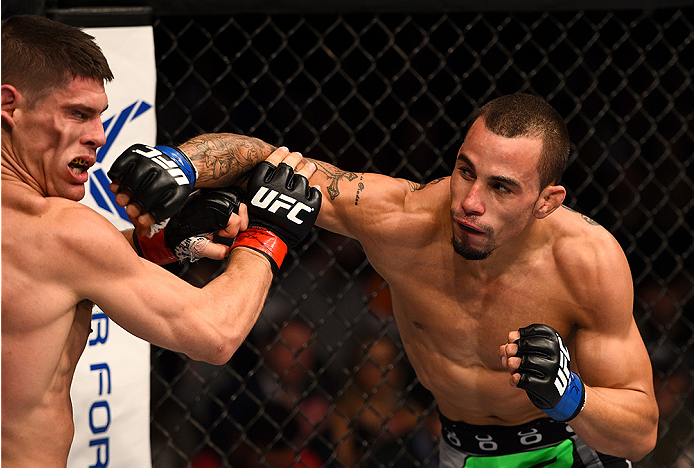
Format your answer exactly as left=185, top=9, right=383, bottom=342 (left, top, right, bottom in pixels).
left=90, top=100, right=153, bottom=222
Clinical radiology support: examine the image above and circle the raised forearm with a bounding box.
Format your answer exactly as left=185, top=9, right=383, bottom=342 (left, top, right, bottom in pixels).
left=569, top=386, right=658, bottom=461
left=178, top=133, right=276, bottom=188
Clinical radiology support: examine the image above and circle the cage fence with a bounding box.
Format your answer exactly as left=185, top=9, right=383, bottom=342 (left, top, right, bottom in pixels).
left=144, top=7, right=693, bottom=468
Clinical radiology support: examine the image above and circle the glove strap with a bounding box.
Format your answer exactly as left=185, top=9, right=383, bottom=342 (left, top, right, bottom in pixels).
left=155, top=145, right=197, bottom=186
left=231, top=227, right=288, bottom=275
left=135, top=230, right=178, bottom=265
left=542, top=372, right=586, bottom=422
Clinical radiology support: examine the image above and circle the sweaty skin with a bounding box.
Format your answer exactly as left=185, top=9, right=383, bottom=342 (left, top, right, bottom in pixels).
left=1, top=71, right=314, bottom=466
left=305, top=118, right=658, bottom=461
left=120, top=117, right=658, bottom=462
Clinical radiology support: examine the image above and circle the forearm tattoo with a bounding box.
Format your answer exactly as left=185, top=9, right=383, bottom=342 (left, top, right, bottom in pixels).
left=183, top=134, right=275, bottom=186
left=311, top=159, right=359, bottom=201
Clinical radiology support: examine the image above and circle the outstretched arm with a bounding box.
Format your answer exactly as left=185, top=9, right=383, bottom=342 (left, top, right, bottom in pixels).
left=177, top=133, right=276, bottom=188
left=304, top=158, right=424, bottom=240
left=110, top=133, right=276, bottom=235
left=93, top=148, right=318, bottom=363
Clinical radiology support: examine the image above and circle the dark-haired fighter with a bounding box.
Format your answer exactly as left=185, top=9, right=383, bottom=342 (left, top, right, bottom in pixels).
left=307, top=94, right=657, bottom=466
left=115, top=94, right=658, bottom=466
left=1, top=15, right=320, bottom=467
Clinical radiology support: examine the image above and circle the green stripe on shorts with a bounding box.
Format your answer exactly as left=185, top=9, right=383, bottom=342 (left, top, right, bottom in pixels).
left=464, top=439, right=574, bottom=467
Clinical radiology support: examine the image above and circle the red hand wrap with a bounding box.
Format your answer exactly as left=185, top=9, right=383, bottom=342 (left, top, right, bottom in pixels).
left=135, top=230, right=178, bottom=265
left=231, top=227, right=288, bottom=274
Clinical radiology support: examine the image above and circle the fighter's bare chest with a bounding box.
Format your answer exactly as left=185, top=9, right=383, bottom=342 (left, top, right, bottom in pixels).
left=390, top=266, right=575, bottom=354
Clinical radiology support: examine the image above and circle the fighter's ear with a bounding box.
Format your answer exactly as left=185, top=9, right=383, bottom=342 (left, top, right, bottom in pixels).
left=2, top=85, right=20, bottom=128
left=534, top=184, right=566, bottom=219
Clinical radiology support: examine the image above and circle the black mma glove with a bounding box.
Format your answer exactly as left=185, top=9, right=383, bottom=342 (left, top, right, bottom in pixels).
left=231, top=161, right=321, bottom=274
left=514, top=324, right=586, bottom=422
left=135, top=187, right=243, bottom=265
left=107, top=143, right=197, bottom=223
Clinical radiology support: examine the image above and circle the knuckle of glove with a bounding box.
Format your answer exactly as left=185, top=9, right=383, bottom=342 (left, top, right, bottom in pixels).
left=519, top=323, right=558, bottom=338
left=276, top=163, right=295, bottom=187
left=292, top=173, right=309, bottom=194
left=108, top=144, right=153, bottom=186
left=256, top=161, right=277, bottom=183
left=518, top=354, right=554, bottom=378
left=147, top=185, right=191, bottom=223
left=213, top=187, right=244, bottom=214
left=164, top=190, right=239, bottom=247
left=515, top=336, right=558, bottom=360
left=107, top=145, right=143, bottom=181
left=200, top=188, right=243, bottom=226
left=106, top=159, right=130, bottom=185
left=108, top=161, right=148, bottom=195
left=108, top=144, right=191, bottom=223
left=246, top=163, right=321, bottom=247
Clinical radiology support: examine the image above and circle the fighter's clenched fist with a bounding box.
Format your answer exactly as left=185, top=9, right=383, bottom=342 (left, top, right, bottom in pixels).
left=108, top=143, right=197, bottom=230
left=500, top=324, right=586, bottom=422
left=230, top=147, right=321, bottom=274
left=134, top=187, right=246, bottom=264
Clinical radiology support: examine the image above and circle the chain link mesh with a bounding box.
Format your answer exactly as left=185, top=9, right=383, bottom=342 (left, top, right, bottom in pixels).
left=149, top=9, right=694, bottom=468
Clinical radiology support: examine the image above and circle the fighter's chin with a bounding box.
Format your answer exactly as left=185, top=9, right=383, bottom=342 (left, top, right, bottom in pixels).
left=451, top=237, right=493, bottom=261
left=58, top=185, right=87, bottom=201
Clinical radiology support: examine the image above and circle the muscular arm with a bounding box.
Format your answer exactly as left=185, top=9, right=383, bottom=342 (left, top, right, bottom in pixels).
left=75, top=206, right=272, bottom=364
left=567, top=237, right=658, bottom=460
left=502, top=225, right=658, bottom=461
left=178, top=133, right=276, bottom=188
left=571, top=321, right=658, bottom=461
left=305, top=158, right=429, bottom=240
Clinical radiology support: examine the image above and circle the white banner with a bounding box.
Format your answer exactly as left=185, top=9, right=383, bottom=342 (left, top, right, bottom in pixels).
left=69, top=25, right=156, bottom=468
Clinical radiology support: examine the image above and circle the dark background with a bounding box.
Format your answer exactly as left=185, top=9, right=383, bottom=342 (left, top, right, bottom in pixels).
left=5, top=1, right=692, bottom=466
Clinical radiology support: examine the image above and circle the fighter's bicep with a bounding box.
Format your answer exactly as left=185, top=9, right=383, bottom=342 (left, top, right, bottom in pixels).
left=73, top=227, right=204, bottom=348
left=59, top=210, right=189, bottom=319
left=573, top=321, right=653, bottom=393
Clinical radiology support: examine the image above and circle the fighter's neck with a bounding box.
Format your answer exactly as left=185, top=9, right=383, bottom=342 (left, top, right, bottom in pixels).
left=1, top=140, right=47, bottom=198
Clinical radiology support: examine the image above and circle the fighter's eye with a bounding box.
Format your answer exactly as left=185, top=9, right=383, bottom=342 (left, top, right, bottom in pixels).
left=459, top=167, right=473, bottom=178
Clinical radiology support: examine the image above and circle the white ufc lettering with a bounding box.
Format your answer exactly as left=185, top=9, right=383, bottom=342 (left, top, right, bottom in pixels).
left=553, top=335, right=571, bottom=395
left=269, top=194, right=296, bottom=214
left=133, top=146, right=189, bottom=186
left=251, top=187, right=313, bottom=224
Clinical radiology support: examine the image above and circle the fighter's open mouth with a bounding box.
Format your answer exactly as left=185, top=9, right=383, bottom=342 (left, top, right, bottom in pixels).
left=69, top=158, right=90, bottom=174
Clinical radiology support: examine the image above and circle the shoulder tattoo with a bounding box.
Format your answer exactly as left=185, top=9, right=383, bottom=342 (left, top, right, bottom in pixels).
left=562, top=205, right=600, bottom=226
left=313, top=160, right=359, bottom=201
left=407, top=177, right=445, bottom=192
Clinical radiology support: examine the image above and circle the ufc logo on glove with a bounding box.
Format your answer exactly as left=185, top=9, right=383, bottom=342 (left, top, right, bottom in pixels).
left=553, top=335, right=571, bottom=395
left=132, top=145, right=192, bottom=186
left=231, top=161, right=321, bottom=274
left=250, top=187, right=314, bottom=225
